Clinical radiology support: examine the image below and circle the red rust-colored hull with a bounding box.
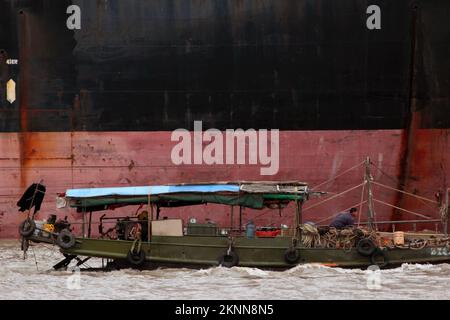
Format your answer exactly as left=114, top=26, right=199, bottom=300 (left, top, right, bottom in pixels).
left=0, top=129, right=449, bottom=238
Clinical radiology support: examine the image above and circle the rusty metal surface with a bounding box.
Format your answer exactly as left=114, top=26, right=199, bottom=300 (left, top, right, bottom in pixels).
left=0, top=130, right=448, bottom=237
left=0, top=0, right=449, bottom=237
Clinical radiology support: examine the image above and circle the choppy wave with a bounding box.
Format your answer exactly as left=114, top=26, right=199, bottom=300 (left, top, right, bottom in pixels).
left=0, top=240, right=449, bottom=300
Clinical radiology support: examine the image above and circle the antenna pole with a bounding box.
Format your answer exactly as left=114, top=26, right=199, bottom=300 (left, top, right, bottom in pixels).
left=296, top=198, right=302, bottom=240
left=147, top=192, right=153, bottom=242
left=230, top=206, right=234, bottom=232
left=82, top=200, right=86, bottom=238
left=365, top=157, right=375, bottom=231
left=239, top=206, right=242, bottom=233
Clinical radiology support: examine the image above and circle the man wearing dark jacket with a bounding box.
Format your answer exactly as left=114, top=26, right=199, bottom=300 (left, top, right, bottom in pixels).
left=329, top=207, right=358, bottom=229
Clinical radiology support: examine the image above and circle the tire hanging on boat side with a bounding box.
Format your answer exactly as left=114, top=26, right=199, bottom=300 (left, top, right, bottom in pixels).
left=219, top=251, right=239, bottom=268
left=356, top=238, right=377, bottom=257
left=127, top=250, right=146, bottom=266
left=18, top=218, right=36, bottom=237
left=56, top=229, right=76, bottom=249
left=284, top=247, right=300, bottom=264
left=370, top=248, right=389, bottom=268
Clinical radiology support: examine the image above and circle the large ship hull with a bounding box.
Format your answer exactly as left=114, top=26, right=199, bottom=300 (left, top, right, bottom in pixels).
left=1, top=129, right=448, bottom=238
left=1, top=0, right=449, bottom=237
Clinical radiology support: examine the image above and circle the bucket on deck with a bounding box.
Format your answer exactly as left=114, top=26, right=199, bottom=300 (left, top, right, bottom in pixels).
left=246, top=220, right=256, bottom=238
left=393, top=231, right=405, bottom=245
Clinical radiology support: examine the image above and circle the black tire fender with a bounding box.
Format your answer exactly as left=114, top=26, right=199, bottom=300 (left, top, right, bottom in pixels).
left=357, top=238, right=376, bottom=257
left=127, top=250, right=146, bottom=266
left=56, top=229, right=76, bottom=249
left=219, top=251, right=239, bottom=268
left=284, top=248, right=300, bottom=264
left=18, top=218, right=36, bottom=237
left=370, top=248, right=389, bottom=268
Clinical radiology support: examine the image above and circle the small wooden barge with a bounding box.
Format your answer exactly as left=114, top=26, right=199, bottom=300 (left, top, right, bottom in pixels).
left=18, top=159, right=450, bottom=270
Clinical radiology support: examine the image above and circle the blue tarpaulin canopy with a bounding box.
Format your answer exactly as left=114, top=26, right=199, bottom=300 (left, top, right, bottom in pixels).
left=66, top=184, right=240, bottom=198
left=60, top=182, right=311, bottom=211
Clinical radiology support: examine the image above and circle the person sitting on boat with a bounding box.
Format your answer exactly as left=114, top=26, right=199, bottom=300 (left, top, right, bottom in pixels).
left=329, top=208, right=358, bottom=229
left=137, top=210, right=149, bottom=241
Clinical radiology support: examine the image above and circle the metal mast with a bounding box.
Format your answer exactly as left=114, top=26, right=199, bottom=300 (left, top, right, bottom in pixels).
left=365, top=157, right=375, bottom=231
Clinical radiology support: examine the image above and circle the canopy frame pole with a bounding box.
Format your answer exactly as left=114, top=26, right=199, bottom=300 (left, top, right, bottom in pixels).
left=294, top=200, right=298, bottom=239
left=147, top=193, right=153, bottom=242
left=298, top=198, right=302, bottom=239
left=88, top=211, right=92, bottom=238
left=294, top=192, right=302, bottom=241
left=82, top=201, right=86, bottom=238
left=239, top=206, right=242, bottom=234
left=230, top=206, right=234, bottom=233
left=365, top=157, right=375, bottom=231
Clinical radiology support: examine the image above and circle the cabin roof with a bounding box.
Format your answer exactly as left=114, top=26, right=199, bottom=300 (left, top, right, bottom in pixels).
left=65, top=181, right=308, bottom=198
left=59, top=181, right=310, bottom=212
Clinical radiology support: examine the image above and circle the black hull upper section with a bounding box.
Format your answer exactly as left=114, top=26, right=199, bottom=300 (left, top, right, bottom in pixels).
left=0, top=0, right=449, bottom=132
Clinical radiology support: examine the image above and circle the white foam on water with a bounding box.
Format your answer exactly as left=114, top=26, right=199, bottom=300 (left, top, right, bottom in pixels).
left=1, top=240, right=450, bottom=299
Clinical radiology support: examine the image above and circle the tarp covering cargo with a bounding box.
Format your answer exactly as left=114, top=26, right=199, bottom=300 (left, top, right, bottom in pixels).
left=66, top=184, right=240, bottom=198
left=59, top=182, right=309, bottom=212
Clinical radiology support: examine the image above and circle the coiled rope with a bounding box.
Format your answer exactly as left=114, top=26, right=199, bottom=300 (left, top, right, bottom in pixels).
left=300, top=223, right=321, bottom=248
left=300, top=225, right=378, bottom=250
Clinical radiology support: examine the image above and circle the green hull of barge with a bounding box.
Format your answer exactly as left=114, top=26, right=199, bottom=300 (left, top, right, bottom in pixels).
left=59, top=236, right=450, bottom=269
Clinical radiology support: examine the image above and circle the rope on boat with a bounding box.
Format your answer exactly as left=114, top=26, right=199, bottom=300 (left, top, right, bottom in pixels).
left=305, top=160, right=440, bottom=223
left=371, top=181, right=439, bottom=204
left=370, top=162, right=440, bottom=212
left=300, top=223, right=450, bottom=252
left=315, top=200, right=367, bottom=224
left=130, top=238, right=142, bottom=254
left=357, top=180, right=366, bottom=226
left=30, top=245, right=39, bottom=271
left=299, top=224, right=377, bottom=250
left=372, top=198, right=432, bottom=220
left=310, top=160, right=366, bottom=191
left=286, top=160, right=443, bottom=234
left=303, top=182, right=365, bottom=212
left=440, top=205, right=448, bottom=223
left=252, top=181, right=364, bottom=221
left=299, top=224, right=321, bottom=248
left=427, top=236, right=450, bottom=246
left=408, top=239, right=428, bottom=250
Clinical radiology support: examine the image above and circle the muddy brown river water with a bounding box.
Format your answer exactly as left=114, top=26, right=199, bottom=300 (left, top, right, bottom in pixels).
left=0, top=240, right=449, bottom=300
